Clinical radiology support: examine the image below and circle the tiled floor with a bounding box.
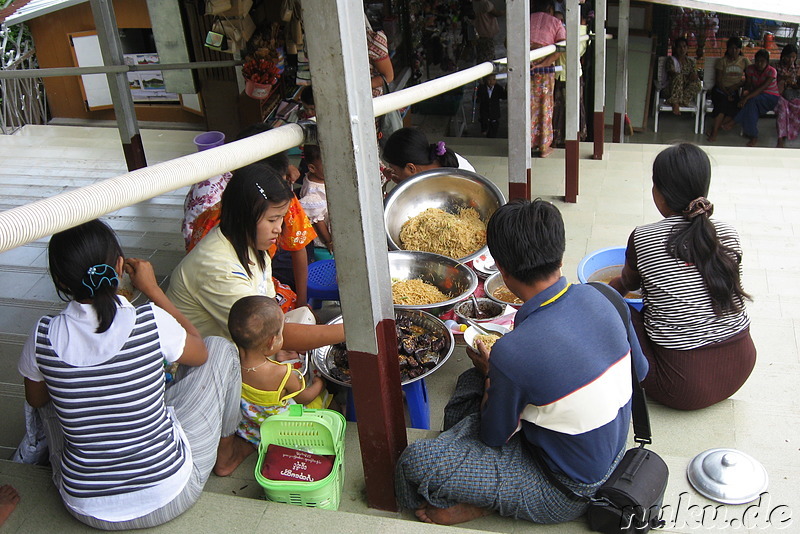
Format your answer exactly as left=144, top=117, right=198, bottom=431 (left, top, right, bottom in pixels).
left=0, top=120, right=798, bottom=533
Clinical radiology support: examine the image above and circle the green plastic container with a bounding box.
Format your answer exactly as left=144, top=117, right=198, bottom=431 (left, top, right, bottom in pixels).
left=254, top=404, right=346, bottom=510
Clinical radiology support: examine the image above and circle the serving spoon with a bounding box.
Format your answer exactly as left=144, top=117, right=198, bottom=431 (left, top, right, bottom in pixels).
left=470, top=293, right=485, bottom=320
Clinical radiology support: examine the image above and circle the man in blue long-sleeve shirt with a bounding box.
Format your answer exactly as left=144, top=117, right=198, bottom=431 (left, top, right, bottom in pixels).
left=395, top=199, right=649, bottom=526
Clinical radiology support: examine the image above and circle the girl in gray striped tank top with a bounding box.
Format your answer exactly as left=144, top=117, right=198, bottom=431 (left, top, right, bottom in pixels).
left=18, top=219, right=241, bottom=529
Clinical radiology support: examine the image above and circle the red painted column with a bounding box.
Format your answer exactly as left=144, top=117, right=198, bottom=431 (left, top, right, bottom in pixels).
left=612, top=112, right=623, bottom=143
left=565, top=140, right=579, bottom=203
left=508, top=168, right=531, bottom=200
left=593, top=111, right=605, bottom=160
left=348, top=318, right=407, bottom=511
left=121, top=134, right=147, bottom=171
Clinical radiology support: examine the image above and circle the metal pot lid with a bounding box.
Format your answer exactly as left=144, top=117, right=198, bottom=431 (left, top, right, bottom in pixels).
left=687, top=448, right=768, bottom=504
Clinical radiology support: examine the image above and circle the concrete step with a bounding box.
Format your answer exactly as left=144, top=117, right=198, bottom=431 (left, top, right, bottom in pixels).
left=0, top=456, right=490, bottom=534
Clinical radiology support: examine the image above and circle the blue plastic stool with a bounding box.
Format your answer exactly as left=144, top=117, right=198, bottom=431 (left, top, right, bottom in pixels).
left=345, top=378, right=430, bottom=430
left=307, top=259, right=339, bottom=309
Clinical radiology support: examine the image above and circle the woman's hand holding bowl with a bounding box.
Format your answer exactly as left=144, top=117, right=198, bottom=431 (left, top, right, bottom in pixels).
left=124, top=258, right=161, bottom=299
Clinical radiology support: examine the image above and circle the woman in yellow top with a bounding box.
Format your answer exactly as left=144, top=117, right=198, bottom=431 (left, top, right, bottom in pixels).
left=167, top=163, right=344, bottom=352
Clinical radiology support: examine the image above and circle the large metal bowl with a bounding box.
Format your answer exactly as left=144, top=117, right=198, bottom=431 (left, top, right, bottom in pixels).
left=389, top=250, right=478, bottom=316
left=311, top=309, right=455, bottom=387
left=484, top=271, right=524, bottom=308
left=384, top=168, right=506, bottom=263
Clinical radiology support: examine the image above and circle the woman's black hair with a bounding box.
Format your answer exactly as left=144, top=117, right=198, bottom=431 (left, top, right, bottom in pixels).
left=486, top=198, right=565, bottom=284
left=235, top=123, right=290, bottom=177
left=755, top=48, right=770, bottom=63
left=381, top=127, right=459, bottom=169
left=220, top=163, right=293, bottom=278
left=48, top=219, right=123, bottom=333
left=673, top=36, right=688, bottom=49
left=652, top=143, right=750, bottom=314
left=303, top=143, right=322, bottom=165
left=781, top=43, right=798, bottom=59
left=531, top=0, right=555, bottom=14
left=726, top=37, right=743, bottom=50
left=300, top=87, right=314, bottom=106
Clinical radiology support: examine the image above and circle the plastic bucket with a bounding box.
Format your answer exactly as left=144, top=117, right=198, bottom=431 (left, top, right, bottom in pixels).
left=577, top=246, right=643, bottom=311
left=193, top=131, right=225, bottom=152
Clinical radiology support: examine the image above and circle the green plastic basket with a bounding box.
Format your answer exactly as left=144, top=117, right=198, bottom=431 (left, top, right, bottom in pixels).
left=255, top=404, right=346, bottom=510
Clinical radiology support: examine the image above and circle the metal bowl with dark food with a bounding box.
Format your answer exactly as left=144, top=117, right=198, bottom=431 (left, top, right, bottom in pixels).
left=384, top=168, right=506, bottom=263
left=310, top=309, right=455, bottom=387
left=389, top=250, right=478, bottom=316
left=453, top=297, right=505, bottom=323
left=484, top=271, right=524, bottom=308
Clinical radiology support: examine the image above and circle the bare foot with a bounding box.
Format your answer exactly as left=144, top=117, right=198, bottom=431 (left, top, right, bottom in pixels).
left=415, top=502, right=491, bottom=525
left=0, top=485, right=20, bottom=527
left=671, top=104, right=681, bottom=116
left=706, top=130, right=717, bottom=142
left=746, top=136, right=758, bottom=147
left=539, top=146, right=554, bottom=158
left=214, top=435, right=256, bottom=477
left=721, top=118, right=735, bottom=131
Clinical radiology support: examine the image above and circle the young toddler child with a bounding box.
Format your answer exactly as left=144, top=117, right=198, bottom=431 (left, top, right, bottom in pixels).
left=226, top=295, right=330, bottom=466
left=299, top=144, right=333, bottom=255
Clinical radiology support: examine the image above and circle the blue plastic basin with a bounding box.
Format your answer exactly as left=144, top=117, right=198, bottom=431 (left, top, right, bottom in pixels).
left=577, top=246, right=643, bottom=311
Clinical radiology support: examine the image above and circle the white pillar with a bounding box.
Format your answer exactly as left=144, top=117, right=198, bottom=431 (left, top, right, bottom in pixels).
left=506, top=0, right=531, bottom=200
left=301, top=0, right=406, bottom=511
left=613, top=0, right=630, bottom=143
left=564, top=0, right=580, bottom=202
left=593, top=0, right=607, bottom=158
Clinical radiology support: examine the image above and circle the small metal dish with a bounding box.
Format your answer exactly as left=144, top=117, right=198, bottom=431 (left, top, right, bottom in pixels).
left=484, top=271, right=524, bottom=308
left=453, top=297, right=504, bottom=323
left=687, top=448, right=768, bottom=504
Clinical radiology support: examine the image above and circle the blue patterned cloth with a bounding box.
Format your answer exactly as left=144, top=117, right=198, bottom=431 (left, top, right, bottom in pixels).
left=395, top=368, right=624, bottom=523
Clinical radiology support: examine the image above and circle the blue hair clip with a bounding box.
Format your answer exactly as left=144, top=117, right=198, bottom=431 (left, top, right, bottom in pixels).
left=81, top=264, right=119, bottom=297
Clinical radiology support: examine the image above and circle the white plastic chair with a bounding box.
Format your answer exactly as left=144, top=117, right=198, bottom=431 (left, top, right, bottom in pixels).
left=699, top=57, right=718, bottom=135
left=652, top=56, right=702, bottom=134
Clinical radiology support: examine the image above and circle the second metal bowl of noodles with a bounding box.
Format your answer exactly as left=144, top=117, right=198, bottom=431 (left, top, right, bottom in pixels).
left=383, top=168, right=506, bottom=263
left=389, top=250, right=478, bottom=317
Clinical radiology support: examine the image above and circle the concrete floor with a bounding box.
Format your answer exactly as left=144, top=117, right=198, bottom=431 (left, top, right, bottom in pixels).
left=0, top=118, right=798, bottom=532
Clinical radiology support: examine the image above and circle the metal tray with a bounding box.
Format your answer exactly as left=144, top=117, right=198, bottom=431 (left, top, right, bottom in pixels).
left=311, top=309, right=454, bottom=387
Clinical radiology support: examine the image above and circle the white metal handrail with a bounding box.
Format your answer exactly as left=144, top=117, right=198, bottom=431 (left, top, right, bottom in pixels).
left=0, top=38, right=592, bottom=254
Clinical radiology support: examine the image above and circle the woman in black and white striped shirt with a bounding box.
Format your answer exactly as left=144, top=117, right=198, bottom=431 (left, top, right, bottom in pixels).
left=610, top=143, right=756, bottom=410
left=19, top=220, right=241, bottom=529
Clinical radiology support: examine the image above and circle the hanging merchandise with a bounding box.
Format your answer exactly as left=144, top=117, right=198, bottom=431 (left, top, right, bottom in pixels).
left=205, top=18, right=228, bottom=52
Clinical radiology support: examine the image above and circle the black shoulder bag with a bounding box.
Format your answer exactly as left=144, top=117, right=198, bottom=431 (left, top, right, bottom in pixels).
left=532, top=282, right=669, bottom=534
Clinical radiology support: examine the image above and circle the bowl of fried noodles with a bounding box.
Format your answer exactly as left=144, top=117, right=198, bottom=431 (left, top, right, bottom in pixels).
left=384, top=168, right=506, bottom=263
left=389, top=250, right=478, bottom=317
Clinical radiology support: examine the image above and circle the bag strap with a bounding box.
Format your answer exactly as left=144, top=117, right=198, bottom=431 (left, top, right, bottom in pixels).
left=588, top=282, right=652, bottom=445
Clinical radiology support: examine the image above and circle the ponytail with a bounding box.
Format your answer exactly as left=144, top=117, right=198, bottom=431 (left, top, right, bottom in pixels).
left=48, top=220, right=123, bottom=333
left=653, top=144, right=751, bottom=315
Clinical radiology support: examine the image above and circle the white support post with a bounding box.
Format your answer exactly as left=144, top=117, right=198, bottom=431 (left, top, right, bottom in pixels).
left=613, top=0, right=630, bottom=143
left=564, top=0, right=580, bottom=202
left=89, top=0, right=146, bottom=170
left=593, top=0, right=607, bottom=159
left=506, top=0, right=531, bottom=200
left=301, top=0, right=406, bottom=512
